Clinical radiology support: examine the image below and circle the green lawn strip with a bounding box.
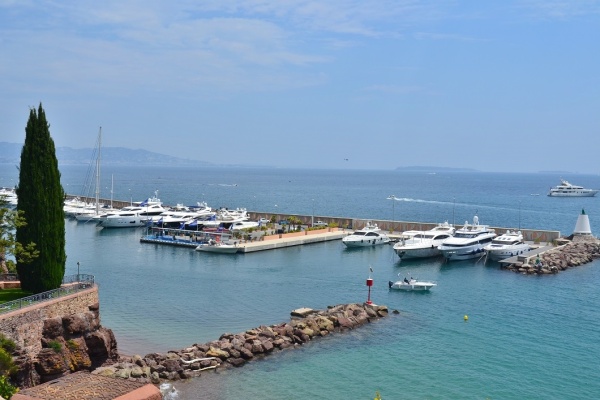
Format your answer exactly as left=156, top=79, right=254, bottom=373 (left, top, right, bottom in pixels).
left=0, top=289, right=33, bottom=304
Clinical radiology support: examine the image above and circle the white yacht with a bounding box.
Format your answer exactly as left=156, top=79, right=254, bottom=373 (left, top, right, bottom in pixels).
left=342, top=222, right=390, bottom=248
left=547, top=179, right=598, bottom=197
left=98, top=193, right=165, bottom=228
left=393, top=222, right=455, bottom=260
left=438, top=216, right=496, bottom=261
left=484, top=230, right=530, bottom=261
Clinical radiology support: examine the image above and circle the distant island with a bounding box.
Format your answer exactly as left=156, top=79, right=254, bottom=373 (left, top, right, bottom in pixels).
left=395, top=166, right=478, bottom=173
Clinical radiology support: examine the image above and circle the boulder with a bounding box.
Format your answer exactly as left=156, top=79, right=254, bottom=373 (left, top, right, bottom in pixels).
left=35, top=347, right=69, bottom=377
left=42, top=317, right=64, bottom=339
left=63, top=313, right=91, bottom=335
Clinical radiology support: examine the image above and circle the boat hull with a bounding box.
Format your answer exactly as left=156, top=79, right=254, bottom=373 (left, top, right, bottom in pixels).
left=98, top=217, right=148, bottom=228
left=548, top=191, right=598, bottom=197
left=342, top=237, right=390, bottom=248
left=388, top=280, right=436, bottom=291
left=439, top=245, right=487, bottom=261
left=394, top=244, right=442, bottom=259
left=195, top=244, right=239, bottom=254
left=485, top=245, right=531, bottom=261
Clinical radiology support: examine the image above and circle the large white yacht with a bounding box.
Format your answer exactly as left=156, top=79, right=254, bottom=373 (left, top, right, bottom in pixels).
left=484, top=230, right=530, bottom=261
left=438, top=216, right=496, bottom=261
left=98, top=193, right=165, bottom=228
left=547, top=179, right=598, bottom=197
left=342, top=222, right=390, bottom=248
left=393, top=222, right=455, bottom=260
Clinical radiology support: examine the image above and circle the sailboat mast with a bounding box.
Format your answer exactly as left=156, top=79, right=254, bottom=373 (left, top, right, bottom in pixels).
left=95, top=127, right=102, bottom=215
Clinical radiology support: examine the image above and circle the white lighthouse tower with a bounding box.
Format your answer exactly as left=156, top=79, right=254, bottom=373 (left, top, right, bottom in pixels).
left=573, top=209, right=593, bottom=241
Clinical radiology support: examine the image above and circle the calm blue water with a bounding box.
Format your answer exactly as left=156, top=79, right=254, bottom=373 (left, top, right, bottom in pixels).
left=2, top=165, right=600, bottom=399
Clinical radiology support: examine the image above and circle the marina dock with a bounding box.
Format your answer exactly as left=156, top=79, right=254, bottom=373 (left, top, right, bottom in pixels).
left=498, top=244, right=555, bottom=266
left=140, top=227, right=348, bottom=253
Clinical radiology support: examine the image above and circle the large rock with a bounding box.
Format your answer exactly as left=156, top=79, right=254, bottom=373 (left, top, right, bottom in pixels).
left=84, top=327, right=119, bottom=367
left=35, top=347, right=69, bottom=378
left=42, top=317, right=64, bottom=339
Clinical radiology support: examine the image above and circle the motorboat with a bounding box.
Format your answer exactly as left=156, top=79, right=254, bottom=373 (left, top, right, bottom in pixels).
left=98, top=193, right=166, bottom=228
left=195, top=237, right=239, bottom=254
left=547, top=179, right=598, bottom=197
left=388, top=276, right=437, bottom=291
left=393, top=222, right=455, bottom=260
left=483, top=230, right=530, bottom=261
left=438, top=216, right=496, bottom=261
left=342, top=221, right=390, bottom=247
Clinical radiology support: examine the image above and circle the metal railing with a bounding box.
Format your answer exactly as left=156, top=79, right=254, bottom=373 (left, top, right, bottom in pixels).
left=0, top=274, right=18, bottom=281
left=0, top=274, right=95, bottom=315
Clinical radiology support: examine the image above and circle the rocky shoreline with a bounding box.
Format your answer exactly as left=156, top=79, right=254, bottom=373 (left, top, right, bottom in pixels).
left=502, top=239, right=600, bottom=274
left=93, top=302, right=389, bottom=383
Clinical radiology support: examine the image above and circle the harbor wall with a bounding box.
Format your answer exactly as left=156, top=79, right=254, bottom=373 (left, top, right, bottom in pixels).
left=247, top=212, right=562, bottom=244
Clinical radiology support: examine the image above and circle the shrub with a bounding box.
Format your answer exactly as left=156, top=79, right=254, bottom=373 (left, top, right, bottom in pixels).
left=0, top=375, right=18, bottom=399
left=0, top=335, right=16, bottom=354
left=48, top=340, right=62, bottom=353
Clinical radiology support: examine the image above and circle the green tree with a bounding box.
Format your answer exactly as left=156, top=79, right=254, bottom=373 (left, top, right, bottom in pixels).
left=15, top=104, right=66, bottom=293
left=0, top=201, right=39, bottom=274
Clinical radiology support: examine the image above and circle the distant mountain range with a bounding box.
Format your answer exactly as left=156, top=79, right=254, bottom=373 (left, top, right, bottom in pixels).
left=0, top=142, right=212, bottom=166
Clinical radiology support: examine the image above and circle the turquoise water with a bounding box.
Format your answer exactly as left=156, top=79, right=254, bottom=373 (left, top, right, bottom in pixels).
left=2, top=165, right=600, bottom=399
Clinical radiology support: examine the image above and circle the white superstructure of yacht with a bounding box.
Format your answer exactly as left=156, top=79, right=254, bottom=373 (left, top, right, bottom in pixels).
left=393, top=222, right=455, bottom=260
left=438, top=216, right=496, bottom=261
left=484, top=230, right=530, bottom=261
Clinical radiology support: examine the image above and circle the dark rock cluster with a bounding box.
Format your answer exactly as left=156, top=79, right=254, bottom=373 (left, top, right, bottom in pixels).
left=12, top=302, right=119, bottom=388
left=94, top=302, right=389, bottom=383
left=502, top=240, right=600, bottom=274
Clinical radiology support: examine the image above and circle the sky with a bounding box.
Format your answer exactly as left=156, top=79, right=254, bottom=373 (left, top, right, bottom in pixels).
left=1, top=1, right=599, bottom=172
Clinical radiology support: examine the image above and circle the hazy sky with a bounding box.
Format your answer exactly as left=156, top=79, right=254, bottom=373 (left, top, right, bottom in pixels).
left=1, top=1, right=599, bottom=172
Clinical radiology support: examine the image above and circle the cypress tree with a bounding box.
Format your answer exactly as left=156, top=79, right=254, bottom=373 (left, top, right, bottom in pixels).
left=15, top=103, right=66, bottom=293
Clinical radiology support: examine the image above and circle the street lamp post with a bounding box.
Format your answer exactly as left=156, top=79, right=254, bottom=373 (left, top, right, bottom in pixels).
left=311, top=199, right=315, bottom=227
left=386, top=195, right=397, bottom=232
left=77, top=261, right=80, bottom=282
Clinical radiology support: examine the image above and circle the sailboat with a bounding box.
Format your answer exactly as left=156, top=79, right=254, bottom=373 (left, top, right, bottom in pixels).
left=74, top=128, right=105, bottom=222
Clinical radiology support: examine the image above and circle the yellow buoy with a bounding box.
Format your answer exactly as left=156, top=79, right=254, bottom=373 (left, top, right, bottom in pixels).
left=464, top=315, right=468, bottom=321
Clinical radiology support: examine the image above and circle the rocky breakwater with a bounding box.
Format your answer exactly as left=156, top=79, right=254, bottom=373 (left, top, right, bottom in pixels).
left=503, top=240, right=600, bottom=275
left=94, top=302, right=389, bottom=383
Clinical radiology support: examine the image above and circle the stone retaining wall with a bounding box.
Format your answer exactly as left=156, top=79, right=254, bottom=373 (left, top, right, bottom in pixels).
left=0, top=287, right=99, bottom=355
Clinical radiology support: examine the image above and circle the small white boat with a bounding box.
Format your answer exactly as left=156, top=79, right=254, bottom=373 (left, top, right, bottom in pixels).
left=342, top=222, right=390, bottom=247
left=388, top=277, right=437, bottom=291
left=195, top=239, right=239, bottom=254
left=484, top=230, right=530, bottom=261
left=547, top=179, right=598, bottom=197
left=393, top=222, right=455, bottom=260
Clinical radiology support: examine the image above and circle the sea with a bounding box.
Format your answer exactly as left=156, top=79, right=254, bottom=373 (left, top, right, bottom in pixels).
left=2, top=165, right=600, bottom=400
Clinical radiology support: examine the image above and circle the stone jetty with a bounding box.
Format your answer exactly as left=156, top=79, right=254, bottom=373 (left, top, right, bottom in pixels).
left=502, top=238, right=600, bottom=274
left=93, top=302, right=389, bottom=383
